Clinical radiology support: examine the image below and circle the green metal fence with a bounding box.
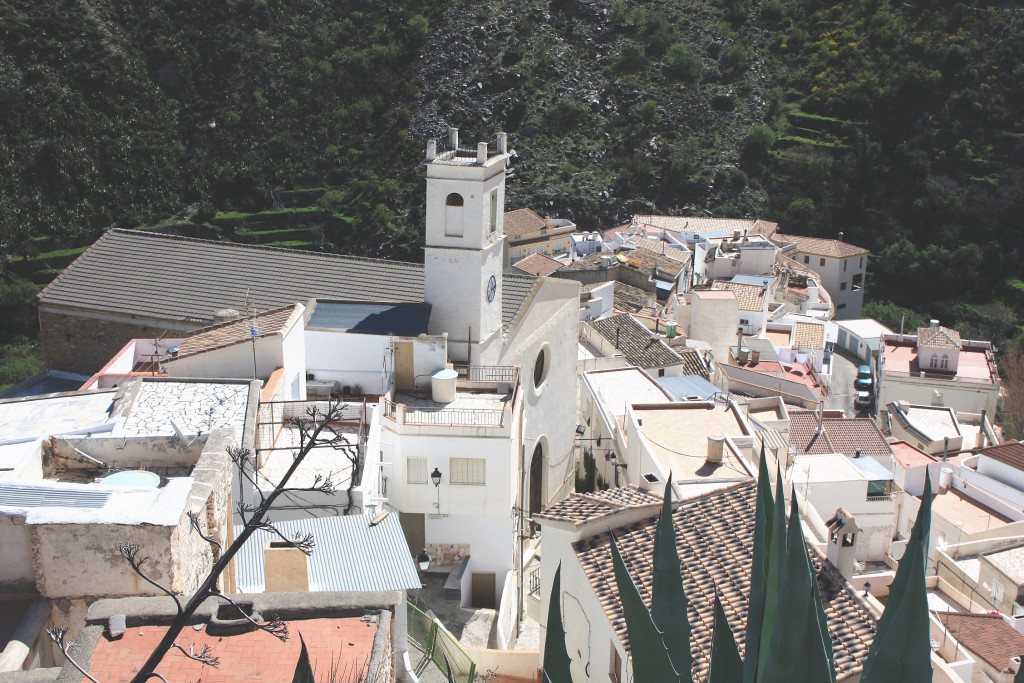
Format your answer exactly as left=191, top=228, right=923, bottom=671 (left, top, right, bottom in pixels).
left=407, top=602, right=477, bottom=683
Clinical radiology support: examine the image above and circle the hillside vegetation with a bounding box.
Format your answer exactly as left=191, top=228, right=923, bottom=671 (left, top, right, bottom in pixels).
left=1, top=0, right=1023, bottom=382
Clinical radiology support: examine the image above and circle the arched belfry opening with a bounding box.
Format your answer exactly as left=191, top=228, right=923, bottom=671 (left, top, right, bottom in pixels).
left=445, top=192, right=464, bottom=237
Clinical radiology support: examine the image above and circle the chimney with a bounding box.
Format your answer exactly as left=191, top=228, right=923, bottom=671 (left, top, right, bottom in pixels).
left=838, top=231, right=844, bottom=242
left=639, top=471, right=662, bottom=493
left=264, top=541, right=309, bottom=592
left=706, top=434, right=725, bottom=464
left=497, top=132, right=508, bottom=154
left=477, top=141, right=488, bottom=164
left=938, top=467, right=953, bottom=494
left=449, top=127, right=459, bottom=150
left=426, top=138, right=437, bottom=162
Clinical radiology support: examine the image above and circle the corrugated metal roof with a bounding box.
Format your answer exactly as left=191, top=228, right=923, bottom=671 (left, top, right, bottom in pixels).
left=655, top=375, right=720, bottom=401
left=234, top=512, right=421, bottom=593
left=0, top=483, right=112, bottom=509
left=307, top=301, right=432, bottom=336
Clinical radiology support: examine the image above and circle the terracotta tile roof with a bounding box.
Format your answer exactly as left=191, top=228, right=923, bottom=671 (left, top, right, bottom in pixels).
left=512, top=252, right=565, bottom=277
left=85, top=617, right=378, bottom=682
left=591, top=314, right=686, bottom=369
left=534, top=486, right=662, bottom=527
left=709, top=280, right=767, bottom=312
left=774, top=233, right=870, bottom=258
left=975, top=441, right=1024, bottom=472
left=172, top=304, right=300, bottom=360
left=917, top=326, right=962, bottom=350
left=626, top=236, right=690, bottom=262
left=40, top=229, right=425, bottom=325
left=936, top=611, right=1024, bottom=673
left=792, top=322, right=826, bottom=349
left=788, top=411, right=892, bottom=458
left=503, top=207, right=548, bottom=238
left=562, top=248, right=685, bottom=279
left=613, top=282, right=656, bottom=314
left=675, top=346, right=710, bottom=378
left=573, top=481, right=877, bottom=680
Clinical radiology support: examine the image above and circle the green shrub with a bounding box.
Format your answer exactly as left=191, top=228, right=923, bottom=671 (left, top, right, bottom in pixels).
left=665, top=43, right=703, bottom=81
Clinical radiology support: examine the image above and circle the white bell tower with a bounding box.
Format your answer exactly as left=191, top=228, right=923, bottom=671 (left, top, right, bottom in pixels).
left=423, top=128, right=509, bottom=365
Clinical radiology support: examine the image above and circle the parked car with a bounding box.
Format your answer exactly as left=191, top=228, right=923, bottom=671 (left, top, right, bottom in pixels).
left=854, top=391, right=873, bottom=410
left=855, top=364, right=873, bottom=392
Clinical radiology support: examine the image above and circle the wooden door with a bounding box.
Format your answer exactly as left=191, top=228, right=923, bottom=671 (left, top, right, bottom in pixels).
left=394, top=342, right=414, bottom=391
left=472, top=572, right=497, bottom=609
left=399, top=512, right=425, bottom=556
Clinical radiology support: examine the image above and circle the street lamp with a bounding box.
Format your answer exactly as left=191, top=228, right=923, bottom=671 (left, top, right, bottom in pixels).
left=417, top=548, right=431, bottom=572
left=431, top=467, right=442, bottom=510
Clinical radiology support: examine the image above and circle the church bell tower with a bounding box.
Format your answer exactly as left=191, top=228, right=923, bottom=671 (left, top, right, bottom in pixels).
left=423, top=128, right=509, bottom=365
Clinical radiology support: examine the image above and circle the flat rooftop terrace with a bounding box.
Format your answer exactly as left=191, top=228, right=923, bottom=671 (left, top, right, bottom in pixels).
left=932, top=488, right=1011, bottom=535
left=633, top=404, right=751, bottom=483
left=883, top=341, right=997, bottom=384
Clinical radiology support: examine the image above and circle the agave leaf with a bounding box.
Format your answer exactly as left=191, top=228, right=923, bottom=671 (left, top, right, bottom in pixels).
left=542, top=563, right=573, bottom=683
left=610, top=535, right=681, bottom=683
left=758, top=494, right=835, bottom=683
left=742, top=443, right=775, bottom=683
left=708, top=592, right=743, bottom=683
left=860, top=469, right=934, bottom=682
left=755, top=463, right=789, bottom=681
left=291, top=634, right=315, bottom=683
left=650, top=475, right=694, bottom=681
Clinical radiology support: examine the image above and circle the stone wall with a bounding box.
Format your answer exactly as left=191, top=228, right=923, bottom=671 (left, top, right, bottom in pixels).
left=38, top=308, right=196, bottom=374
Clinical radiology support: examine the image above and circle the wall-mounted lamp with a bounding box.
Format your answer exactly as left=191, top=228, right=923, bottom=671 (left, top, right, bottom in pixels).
left=417, top=548, right=431, bottom=572
left=431, top=467, right=442, bottom=509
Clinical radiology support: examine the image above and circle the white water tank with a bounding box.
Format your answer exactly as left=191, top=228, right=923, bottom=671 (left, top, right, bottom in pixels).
left=938, top=467, right=954, bottom=494
left=431, top=368, right=458, bottom=404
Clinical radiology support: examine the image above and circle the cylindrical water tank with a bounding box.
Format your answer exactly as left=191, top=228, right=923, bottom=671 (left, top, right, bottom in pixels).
left=665, top=321, right=678, bottom=339
left=431, top=368, right=458, bottom=404
left=707, top=434, right=725, bottom=464
left=938, top=467, right=954, bottom=493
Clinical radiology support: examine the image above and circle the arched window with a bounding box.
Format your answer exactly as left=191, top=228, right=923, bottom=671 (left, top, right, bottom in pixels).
left=940, top=354, right=949, bottom=370
left=929, top=354, right=938, bottom=369
left=444, top=193, right=464, bottom=237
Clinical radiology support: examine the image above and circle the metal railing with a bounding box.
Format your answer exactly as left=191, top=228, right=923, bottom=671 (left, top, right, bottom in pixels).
left=452, top=364, right=519, bottom=384
left=404, top=406, right=505, bottom=427
left=882, top=369, right=995, bottom=385
left=407, top=602, right=476, bottom=683
left=866, top=492, right=894, bottom=502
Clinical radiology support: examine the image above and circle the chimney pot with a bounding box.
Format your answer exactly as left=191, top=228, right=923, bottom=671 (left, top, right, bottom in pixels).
left=449, top=127, right=459, bottom=150
left=497, top=132, right=508, bottom=153
left=477, top=141, right=488, bottom=164
left=426, top=138, right=437, bottom=162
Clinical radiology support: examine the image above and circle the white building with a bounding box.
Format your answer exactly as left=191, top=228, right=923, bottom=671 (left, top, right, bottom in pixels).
left=836, top=318, right=894, bottom=362
left=773, top=233, right=869, bottom=319
left=877, top=325, right=1000, bottom=417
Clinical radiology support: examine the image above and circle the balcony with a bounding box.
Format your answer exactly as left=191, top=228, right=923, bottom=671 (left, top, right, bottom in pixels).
left=383, top=366, right=519, bottom=433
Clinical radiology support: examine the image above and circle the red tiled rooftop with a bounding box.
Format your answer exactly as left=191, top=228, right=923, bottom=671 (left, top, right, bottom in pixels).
left=888, top=440, right=937, bottom=469
left=85, top=617, right=377, bottom=682
left=936, top=611, right=1024, bottom=672
left=788, top=411, right=892, bottom=458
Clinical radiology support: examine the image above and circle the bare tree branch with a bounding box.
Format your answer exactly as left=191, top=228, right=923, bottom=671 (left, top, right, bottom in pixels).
left=123, top=399, right=348, bottom=683
left=48, top=627, right=101, bottom=683
left=255, top=521, right=316, bottom=555
left=187, top=511, right=222, bottom=551
left=114, top=542, right=184, bottom=616
left=170, top=642, right=220, bottom=668
left=209, top=593, right=289, bottom=641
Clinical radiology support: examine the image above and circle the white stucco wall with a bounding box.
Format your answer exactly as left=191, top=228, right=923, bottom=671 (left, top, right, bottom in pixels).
left=306, top=329, right=390, bottom=394
left=878, top=374, right=999, bottom=417
left=795, top=252, right=865, bottom=319
left=0, top=516, right=35, bottom=590
left=687, top=292, right=739, bottom=364
left=164, top=335, right=283, bottom=382
left=501, top=278, right=581, bottom=508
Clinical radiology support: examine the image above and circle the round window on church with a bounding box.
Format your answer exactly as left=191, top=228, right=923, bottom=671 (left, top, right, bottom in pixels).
left=533, top=344, right=550, bottom=390
left=445, top=193, right=464, bottom=207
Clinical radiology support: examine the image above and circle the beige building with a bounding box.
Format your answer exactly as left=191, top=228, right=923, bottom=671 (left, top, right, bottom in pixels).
left=503, top=207, right=576, bottom=265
